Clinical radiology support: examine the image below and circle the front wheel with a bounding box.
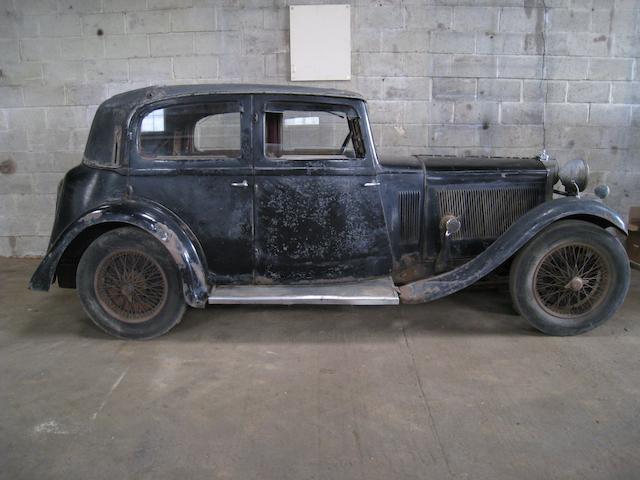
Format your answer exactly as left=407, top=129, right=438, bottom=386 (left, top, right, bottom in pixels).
left=76, top=227, right=186, bottom=339
left=510, top=220, right=630, bottom=336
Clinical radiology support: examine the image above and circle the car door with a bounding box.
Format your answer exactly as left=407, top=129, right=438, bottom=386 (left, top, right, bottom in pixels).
left=252, top=95, right=392, bottom=283
left=128, top=95, right=254, bottom=284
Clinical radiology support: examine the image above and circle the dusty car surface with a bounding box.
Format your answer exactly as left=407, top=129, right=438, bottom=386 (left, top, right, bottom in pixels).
left=30, top=84, right=630, bottom=339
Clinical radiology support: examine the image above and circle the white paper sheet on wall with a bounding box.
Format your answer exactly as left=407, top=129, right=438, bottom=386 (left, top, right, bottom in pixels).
left=289, top=4, right=351, bottom=82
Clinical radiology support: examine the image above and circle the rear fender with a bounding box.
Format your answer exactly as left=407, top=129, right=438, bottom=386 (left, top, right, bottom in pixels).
left=29, top=199, right=209, bottom=308
left=399, top=197, right=627, bottom=303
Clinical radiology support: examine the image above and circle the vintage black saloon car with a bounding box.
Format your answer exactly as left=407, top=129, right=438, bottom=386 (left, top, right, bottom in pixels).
left=30, top=84, right=630, bottom=339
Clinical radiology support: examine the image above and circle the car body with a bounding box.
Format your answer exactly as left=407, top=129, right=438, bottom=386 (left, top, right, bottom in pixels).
left=30, top=84, right=631, bottom=339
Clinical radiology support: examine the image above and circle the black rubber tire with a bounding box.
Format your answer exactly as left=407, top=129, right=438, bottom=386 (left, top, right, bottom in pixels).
left=76, top=227, right=186, bottom=339
left=510, top=220, right=630, bottom=336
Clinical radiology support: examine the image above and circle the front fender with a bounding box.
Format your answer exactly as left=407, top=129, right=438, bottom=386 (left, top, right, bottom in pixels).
left=399, top=197, right=627, bottom=304
left=29, top=199, right=209, bottom=308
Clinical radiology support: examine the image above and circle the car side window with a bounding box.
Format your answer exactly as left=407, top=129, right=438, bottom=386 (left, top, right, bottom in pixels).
left=264, top=104, right=364, bottom=160
left=139, top=102, right=241, bottom=159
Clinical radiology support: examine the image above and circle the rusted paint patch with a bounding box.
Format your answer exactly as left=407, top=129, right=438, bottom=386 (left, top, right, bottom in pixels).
left=392, top=252, right=429, bottom=285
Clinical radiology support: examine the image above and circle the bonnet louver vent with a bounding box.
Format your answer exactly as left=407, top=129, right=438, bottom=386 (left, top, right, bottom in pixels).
left=437, top=186, right=543, bottom=240
left=398, top=191, right=421, bottom=244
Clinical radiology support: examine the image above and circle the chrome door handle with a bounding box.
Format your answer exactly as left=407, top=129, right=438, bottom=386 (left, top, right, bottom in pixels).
left=231, top=180, right=249, bottom=187
left=364, top=181, right=380, bottom=187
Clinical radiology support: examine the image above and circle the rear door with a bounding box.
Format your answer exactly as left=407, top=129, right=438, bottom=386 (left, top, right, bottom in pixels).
left=129, top=95, right=254, bottom=284
left=252, top=95, right=391, bottom=283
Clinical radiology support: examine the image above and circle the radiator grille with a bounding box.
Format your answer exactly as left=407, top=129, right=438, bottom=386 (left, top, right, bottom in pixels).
left=437, top=186, right=543, bottom=240
left=399, top=190, right=421, bottom=244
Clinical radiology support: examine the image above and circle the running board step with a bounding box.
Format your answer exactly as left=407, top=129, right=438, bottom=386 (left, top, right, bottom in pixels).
left=208, top=277, right=399, bottom=305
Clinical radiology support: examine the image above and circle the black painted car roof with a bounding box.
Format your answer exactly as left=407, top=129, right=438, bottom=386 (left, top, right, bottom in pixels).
left=104, top=84, right=366, bottom=110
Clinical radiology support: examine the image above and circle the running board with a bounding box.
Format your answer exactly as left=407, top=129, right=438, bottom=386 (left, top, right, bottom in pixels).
left=207, top=277, right=399, bottom=305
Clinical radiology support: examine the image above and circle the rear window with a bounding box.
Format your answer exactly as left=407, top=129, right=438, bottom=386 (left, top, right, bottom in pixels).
left=138, top=102, right=241, bottom=159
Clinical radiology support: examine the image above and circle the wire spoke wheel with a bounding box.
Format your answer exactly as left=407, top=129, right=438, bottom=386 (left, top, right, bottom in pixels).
left=510, top=220, right=629, bottom=336
left=533, top=243, right=610, bottom=318
left=95, top=249, right=168, bottom=324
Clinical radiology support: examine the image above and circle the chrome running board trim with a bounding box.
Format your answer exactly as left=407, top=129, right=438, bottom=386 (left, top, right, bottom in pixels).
left=207, top=277, right=399, bottom=305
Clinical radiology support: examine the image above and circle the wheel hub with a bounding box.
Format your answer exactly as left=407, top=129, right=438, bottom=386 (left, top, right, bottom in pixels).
left=533, top=243, right=610, bottom=317
left=121, top=283, right=135, bottom=299
left=565, top=276, right=584, bottom=292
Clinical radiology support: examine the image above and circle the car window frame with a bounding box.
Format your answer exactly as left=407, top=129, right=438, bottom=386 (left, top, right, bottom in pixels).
left=254, top=95, right=375, bottom=172
left=263, top=102, right=362, bottom=161
left=128, top=94, right=252, bottom=172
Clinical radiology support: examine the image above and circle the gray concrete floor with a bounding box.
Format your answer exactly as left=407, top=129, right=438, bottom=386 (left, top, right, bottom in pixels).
left=1, top=257, right=639, bottom=480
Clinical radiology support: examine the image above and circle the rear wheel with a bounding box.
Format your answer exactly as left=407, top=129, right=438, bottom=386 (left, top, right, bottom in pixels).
left=510, top=220, right=630, bottom=336
left=76, top=227, right=186, bottom=339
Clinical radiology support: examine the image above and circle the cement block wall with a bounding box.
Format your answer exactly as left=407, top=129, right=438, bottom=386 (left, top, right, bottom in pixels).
left=0, top=0, right=638, bottom=256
